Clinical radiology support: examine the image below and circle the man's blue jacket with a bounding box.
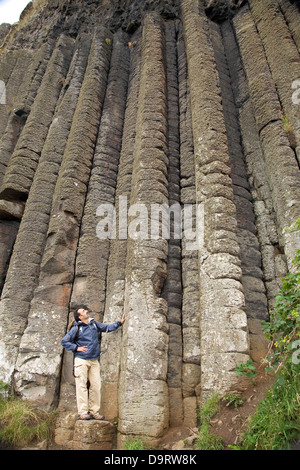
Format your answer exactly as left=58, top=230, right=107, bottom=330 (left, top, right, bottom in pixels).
left=61, top=318, right=121, bottom=360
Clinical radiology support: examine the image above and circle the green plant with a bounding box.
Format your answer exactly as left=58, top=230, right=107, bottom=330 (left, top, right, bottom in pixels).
left=195, top=395, right=224, bottom=450
left=0, top=381, right=9, bottom=401
left=282, top=114, right=293, bottom=133
left=0, top=397, right=56, bottom=448
left=236, top=369, right=300, bottom=450
left=123, top=437, right=148, bottom=450
left=282, top=115, right=297, bottom=148
left=284, top=218, right=300, bottom=233
left=0, top=380, right=8, bottom=393
left=195, top=430, right=224, bottom=451
left=261, top=232, right=300, bottom=374
left=198, top=394, right=220, bottom=424
left=235, top=359, right=257, bottom=380
left=234, top=223, right=300, bottom=449
left=222, top=392, right=244, bottom=409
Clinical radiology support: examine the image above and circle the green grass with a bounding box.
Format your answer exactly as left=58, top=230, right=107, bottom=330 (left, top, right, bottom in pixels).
left=123, top=437, right=148, bottom=450
left=236, top=366, right=300, bottom=450
left=195, top=394, right=224, bottom=450
left=232, top=225, right=300, bottom=450
left=0, top=397, right=56, bottom=448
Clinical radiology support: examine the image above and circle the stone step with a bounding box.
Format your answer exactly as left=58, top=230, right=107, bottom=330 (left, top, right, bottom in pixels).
left=55, top=412, right=116, bottom=450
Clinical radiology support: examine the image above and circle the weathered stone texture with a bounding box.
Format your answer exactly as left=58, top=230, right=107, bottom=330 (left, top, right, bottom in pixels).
left=0, top=35, right=74, bottom=200
left=55, top=412, right=116, bottom=450
left=233, top=3, right=300, bottom=271
left=249, top=0, right=300, bottom=164
left=99, top=27, right=142, bottom=421
left=182, top=0, right=250, bottom=401
left=0, top=42, right=54, bottom=188
left=0, top=0, right=299, bottom=449
left=118, top=13, right=170, bottom=442
left=13, top=28, right=112, bottom=407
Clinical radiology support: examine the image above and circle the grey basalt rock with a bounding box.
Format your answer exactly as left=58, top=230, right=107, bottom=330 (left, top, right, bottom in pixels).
left=0, top=0, right=299, bottom=450
left=204, top=0, right=247, bottom=21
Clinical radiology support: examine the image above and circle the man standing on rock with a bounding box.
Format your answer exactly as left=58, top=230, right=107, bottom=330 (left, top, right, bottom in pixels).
left=61, top=305, right=125, bottom=421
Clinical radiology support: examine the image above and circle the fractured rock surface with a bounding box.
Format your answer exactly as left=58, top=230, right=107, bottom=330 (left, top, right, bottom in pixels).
left=0, top=0, right=300, bottom=448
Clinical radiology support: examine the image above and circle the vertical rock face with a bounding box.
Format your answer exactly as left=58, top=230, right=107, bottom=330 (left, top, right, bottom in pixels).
left=0, top=0, right=300, bottom=447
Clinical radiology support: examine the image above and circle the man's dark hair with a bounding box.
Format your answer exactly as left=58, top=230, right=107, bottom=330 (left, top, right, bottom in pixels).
left=73, top=304, right=89, bottom=322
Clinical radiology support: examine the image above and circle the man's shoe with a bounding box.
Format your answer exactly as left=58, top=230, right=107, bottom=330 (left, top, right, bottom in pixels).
left=91, top=413, right=105, bottom=420
left=77, top=414, right=92, bottom=420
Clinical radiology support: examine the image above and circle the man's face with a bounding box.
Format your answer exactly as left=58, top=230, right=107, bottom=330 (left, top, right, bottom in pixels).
left=78, top=308, right=89, bottom=322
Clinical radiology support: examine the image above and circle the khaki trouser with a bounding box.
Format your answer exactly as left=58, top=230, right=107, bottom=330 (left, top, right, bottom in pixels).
left=74, top=357, right=101, bottom=415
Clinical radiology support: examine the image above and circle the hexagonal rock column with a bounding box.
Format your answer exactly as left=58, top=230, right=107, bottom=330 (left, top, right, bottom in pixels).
left=117, top=12, right=170, bottom=448
left=181, top=0, right=250, bottom=401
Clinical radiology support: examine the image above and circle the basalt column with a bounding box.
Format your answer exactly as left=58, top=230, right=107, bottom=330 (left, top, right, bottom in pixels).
left=118, top=13, right=170, bottom=446
left=59, top=30, right=131, bottom=410
left=12, top=29, right=112, bottom=407
left=209, top=19, right=269, bottom=363
left=177, top=21, right=201, bottom=426
left=99, top=29, right=142, bottom=421
left=233, top=4, right=300, bottom=272
left=163, top=21, right=183, bottom=428
left=0, top=41, right=56, bottom=189
left=0, top=35, right=74, bottom=200
left=249, top=0, right=300, bottom=166
left=0, top=0, right=300, bottom=450
left=0, top=34, right=75, bottom=386
left=278, top=0, right=300, bottom=52
left=181, top=0, right=250, bottom=400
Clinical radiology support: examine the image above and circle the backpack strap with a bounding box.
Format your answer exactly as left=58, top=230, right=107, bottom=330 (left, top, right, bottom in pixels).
left=71, top=325, right=79, bottom=378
